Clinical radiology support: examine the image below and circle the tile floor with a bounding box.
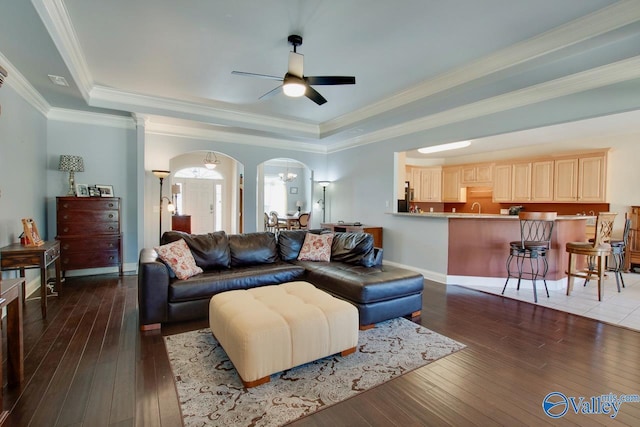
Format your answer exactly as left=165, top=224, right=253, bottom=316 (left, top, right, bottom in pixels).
left=458, top=272, right=640, bottom=332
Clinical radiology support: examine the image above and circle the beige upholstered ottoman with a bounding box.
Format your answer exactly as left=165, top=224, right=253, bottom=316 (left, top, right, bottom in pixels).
left=209, top=281, right=359, bottom=388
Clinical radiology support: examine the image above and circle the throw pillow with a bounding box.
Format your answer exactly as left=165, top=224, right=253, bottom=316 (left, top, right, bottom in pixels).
left=297, top=232, right=334, bottom=262
left=154, top=239, right=203, bottom=280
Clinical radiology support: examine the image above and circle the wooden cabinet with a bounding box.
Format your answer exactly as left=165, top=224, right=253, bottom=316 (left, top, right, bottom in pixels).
left=442, top=166, right=466, bottom=202
left=578, top=154, right=607, bottom=202
left=553, top=153, right=607, bottom=202
left=407, top=166, right=441, bottom=201
left=553, top=158, right=578, bottom=201
left=171, top=215, right=191, bottom=233
left=420, top=167, right=442, bottom=201
left=531, top=160, right=554, bottom=201
left=492, top=164, right=512, bottom=202
left=56, top=197, right=123, bottom=275
left=461, top=163, right=493, bottom=185
left=511, top=162, right=531, bottom=202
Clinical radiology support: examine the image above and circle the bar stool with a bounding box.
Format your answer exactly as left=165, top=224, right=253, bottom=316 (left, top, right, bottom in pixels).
left=503, top=212, right=557, bottom=303
left=607, top=217, right=631, bottom=290
left=566, top=212, right=617, bottom=301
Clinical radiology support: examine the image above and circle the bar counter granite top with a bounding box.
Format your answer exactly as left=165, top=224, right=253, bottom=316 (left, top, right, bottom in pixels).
left=391, top=212, right=594, bottom=220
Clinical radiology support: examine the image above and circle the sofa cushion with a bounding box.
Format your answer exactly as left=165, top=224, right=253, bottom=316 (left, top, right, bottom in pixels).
left=154, top=239, right=203, bottom=280
left=295, top=260, right=424, bottom=304
left=229, top=232, right=279, bottom=267
left=298, top=233, right=334, bottom=262
left=331, top=232, right=376, bottom=267
left=161, top=230, right=230, bottom=270
left=278, top=229, right=329, bottom=261
left=168, top=263, right=305, bottom=302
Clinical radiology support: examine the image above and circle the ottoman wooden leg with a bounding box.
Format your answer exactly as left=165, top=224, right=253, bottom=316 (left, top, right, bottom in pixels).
left=359, top=324, right=375, bottom=331
left=410, top=310, right=421, bottom=319
left=340, top=346, right=356, bottom=357
left=242, top=375, right=270, bottom=388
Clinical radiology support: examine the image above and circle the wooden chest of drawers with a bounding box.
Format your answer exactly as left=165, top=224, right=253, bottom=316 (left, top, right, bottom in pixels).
left=56, top=197, right=123, bottom=275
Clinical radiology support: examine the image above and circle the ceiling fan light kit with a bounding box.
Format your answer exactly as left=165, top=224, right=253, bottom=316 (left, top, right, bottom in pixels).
left=232, top=34, right=355, bottom=105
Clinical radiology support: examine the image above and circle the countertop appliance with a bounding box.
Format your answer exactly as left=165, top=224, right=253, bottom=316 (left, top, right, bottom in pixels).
left=508, top=205, right=524, bottom=215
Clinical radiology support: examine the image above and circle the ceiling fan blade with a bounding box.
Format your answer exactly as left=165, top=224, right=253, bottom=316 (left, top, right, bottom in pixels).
left=288, top=52, right=304, bottom=78
left=305, top=85, right=327, bottom=105
left=232, top=71, right=283, bottom=81
left=305, top=76, right=356, bottom=85
left=258, top=85, right=282, bottom=100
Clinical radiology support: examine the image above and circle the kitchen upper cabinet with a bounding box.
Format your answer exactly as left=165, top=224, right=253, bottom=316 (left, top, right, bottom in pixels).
left=493, top=160, right=553, bottom=202
left=531, top=160, right=554, bottom=201
left=511, top=162, right=532, bottom=202
left=461, top=163, right=493, bottom=185
left=578, top=154, right=607, bottom=202
left=554, top=158, right=579, bottom=201
left=442, top=166, right=466, bottom=202
left=492, top=164, right=512, bottom=202
left=420, top=167, right=442, bottom=201
left=406, top=166, right=441, bottom=201
left=553, top=153, right=607, bottom=202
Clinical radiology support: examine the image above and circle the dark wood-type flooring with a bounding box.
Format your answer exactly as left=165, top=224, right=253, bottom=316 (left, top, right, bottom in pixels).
left=2, top=274, right=640, bottom=426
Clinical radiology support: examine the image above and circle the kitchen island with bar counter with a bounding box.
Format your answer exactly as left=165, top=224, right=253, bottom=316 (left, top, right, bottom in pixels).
left=392, top=212, right=592, bottom=286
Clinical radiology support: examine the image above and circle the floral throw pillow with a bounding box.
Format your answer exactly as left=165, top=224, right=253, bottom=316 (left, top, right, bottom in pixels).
left=297, top=232, right=334, bottom=262
left=154, top=238, right=203, bottom=280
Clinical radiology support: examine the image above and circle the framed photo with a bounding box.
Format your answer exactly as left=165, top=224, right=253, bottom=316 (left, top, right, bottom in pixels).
left=76, top=183, right=89, bottom=197
left=290, top=187, right=298, bottom=194
left=21, top=218, right=44, bottom=246
left=88, top=186, right=100, bottom=197
left=96, top=184, right=114, bottom=197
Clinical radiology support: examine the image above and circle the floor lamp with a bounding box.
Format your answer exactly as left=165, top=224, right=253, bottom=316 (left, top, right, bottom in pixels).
left=152, top=170, right=171, bottom=243
left=318, top=181, right=330, bottom=223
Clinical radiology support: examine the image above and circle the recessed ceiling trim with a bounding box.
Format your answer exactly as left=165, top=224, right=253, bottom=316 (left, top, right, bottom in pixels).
left=33, top=0, right=93, bottom=101
left=144, top=119, right=327, bottom=154
left=48, top=107, right=135, bottom=129
left=89, top=85, right=320, bottom=139
left=0, top=52, right=50, bottom=116
left=320, top=0, right=640, bottom=136
left=327, top=55, right=640, bottom=154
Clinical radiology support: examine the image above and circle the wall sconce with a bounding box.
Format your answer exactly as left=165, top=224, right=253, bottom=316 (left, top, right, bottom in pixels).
left=152, top=169, right=171, bottom=243
left=58, top=154, right=84, bottom=196
left=318, top=181, right=330, bottom=223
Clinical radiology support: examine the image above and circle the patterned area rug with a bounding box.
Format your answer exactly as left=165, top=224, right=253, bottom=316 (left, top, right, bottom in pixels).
left=164, top=317, right=466, bottom=427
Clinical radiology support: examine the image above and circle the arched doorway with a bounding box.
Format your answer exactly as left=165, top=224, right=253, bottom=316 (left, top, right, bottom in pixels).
left=170, top=151, right=243, bottom=234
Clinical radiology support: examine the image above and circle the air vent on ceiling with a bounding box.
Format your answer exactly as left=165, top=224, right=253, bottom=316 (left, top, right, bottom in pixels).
left=48, top=74, right=69, bottom=87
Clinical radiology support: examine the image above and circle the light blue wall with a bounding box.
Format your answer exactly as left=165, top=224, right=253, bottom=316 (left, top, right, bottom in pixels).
left=0, top=84, right=47, bottom=282
left=44, top=119, right=138, bottom=269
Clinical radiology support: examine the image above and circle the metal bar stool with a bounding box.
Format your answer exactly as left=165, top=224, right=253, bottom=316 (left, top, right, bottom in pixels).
left=566, top=212, right=617, bottom=301
left=503, top=212, right=557, bottom=302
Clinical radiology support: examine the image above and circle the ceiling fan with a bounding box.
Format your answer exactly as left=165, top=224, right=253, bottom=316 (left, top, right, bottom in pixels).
left=232, top=35, right=355, bottom=105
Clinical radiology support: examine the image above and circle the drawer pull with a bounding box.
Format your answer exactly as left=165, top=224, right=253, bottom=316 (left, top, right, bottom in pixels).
left=63, top=244, right=69, bottom=250
left=108, top=214, right=114, bottom=218
left=63, top=215, right=68, bottom=220
left=108, top=243, right=114, bottom=248
left=108, top=226, right=114, bottom=231
left=109, top=256, right=114, bottom=260
left=63, top=227, right=69, bottom=233
left=109, top=203, right=114, bottom=208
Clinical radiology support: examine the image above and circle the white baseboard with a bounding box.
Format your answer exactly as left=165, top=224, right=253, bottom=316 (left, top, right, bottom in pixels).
left=382, top=260, right=447, bottom=284
left=447, top=275, right=567, bottom=291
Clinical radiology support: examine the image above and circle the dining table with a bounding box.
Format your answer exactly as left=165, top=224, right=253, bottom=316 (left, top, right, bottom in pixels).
left=278, top=215, right=300, bottom=230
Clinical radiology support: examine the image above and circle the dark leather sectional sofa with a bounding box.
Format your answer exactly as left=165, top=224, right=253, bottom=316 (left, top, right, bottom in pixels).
left=138, top=229, right=424, bottom=330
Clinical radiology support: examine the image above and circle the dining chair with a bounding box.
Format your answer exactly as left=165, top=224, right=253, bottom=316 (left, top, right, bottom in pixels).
left=566, top=212, right=617, bottom=301
left=291, top=213, right=309, bottom=230
left=502, top=212, right=557, bottom=303
left=269, top=212, right=287, bottom=233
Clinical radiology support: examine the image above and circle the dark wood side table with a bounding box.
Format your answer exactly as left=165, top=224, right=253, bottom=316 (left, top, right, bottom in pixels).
left=0, top=278, right=24, bottom=425
left=0, top=241, right=61, bottom=318
left=171, top=215, right=191, bottom=233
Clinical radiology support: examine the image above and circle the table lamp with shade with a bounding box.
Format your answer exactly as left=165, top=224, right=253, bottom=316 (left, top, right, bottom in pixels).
left=59, top=155, right=84, bottom=196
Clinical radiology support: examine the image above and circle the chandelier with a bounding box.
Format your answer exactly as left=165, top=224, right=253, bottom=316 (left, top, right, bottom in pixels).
left=203, top=152, right=221, bottom=169
left=279, top=162, right=297, bottom=182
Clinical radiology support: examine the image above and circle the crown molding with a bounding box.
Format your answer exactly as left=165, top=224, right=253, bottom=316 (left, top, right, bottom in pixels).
left=33, top=0, right=93, bottom=100
left=327, top=55, right=640, bottom=153
left=145, top=120, right=327, bottom=154
left=0, top=51, right=50, bottom=116
left=320, top=0, right=640, bottom=136
left=48, top=108, right=135, bottom=129
left=89, top=85, right=320, bottom=139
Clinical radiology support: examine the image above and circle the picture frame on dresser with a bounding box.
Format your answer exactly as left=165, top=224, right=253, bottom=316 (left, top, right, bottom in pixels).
left=75, top=183, right=89, bottom=197
left=96, top=184, right=114, bottom=197
left=88, top=186, right=100, bottom=197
